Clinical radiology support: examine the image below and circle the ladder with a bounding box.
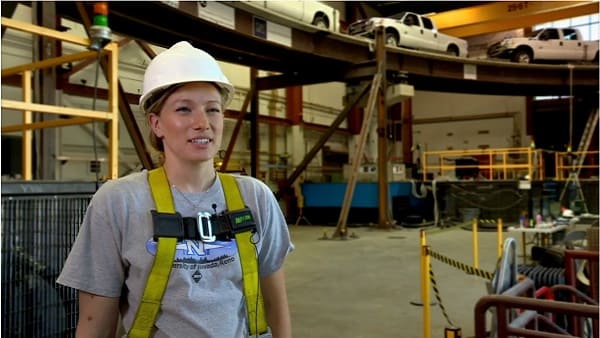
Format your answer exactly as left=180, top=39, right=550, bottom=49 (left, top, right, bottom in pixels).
left=573, top=108, right=599, bottom=177
left=558, top=108, right=598, bottom=211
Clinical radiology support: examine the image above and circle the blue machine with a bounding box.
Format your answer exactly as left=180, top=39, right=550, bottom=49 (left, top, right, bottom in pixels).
left=301, top=182, right=429, bottom=224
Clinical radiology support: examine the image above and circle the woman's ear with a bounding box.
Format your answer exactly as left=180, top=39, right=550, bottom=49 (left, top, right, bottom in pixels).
left=148, top=113, right=163, bottom=138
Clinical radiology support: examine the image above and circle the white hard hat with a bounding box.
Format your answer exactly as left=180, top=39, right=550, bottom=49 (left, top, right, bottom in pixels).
left=562, top=209, right=574, bottom=218
left=139, top=41, right=234, bottom=113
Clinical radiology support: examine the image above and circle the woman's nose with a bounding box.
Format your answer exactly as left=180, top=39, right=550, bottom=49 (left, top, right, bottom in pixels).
left=192, top=110, right=210, bottom=129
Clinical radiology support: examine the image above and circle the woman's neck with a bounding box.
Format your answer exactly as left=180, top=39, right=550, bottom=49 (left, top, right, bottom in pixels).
left=162, top=160, right=217, bottom=193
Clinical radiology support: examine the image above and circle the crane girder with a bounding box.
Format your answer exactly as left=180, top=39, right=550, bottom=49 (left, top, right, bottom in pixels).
left=431, top=1, right=599, bottom=37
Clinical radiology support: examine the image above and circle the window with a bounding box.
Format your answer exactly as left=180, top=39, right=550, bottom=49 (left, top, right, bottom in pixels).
left=547, top=29, right=559, bottom=39
left=422, top=17, right=434, bottom=30
left=540, top=29, right=559, bottom=40
left=534, top=14, right=599, bottom=40
left=562, top=28, right=578, bottom=40
left=404, top=14, right=419, bottom=27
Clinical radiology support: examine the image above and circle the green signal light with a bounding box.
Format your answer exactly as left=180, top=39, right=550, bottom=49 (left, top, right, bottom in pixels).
left=93, top=14, right=108, bottom=27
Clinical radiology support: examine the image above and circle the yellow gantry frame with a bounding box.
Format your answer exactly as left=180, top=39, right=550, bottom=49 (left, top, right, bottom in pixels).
left=1, top=17, right=120, bottom=180
left=431, top=1, right=599, bottom=38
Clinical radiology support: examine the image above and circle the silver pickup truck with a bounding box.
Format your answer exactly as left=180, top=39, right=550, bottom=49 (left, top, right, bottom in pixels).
left=348, top=11, right=469, bottom=57
left=487, top=27, right=599, bottom=63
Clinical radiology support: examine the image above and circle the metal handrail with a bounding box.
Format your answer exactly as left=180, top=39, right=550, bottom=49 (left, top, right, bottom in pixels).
left=475, top=284, right=599, bottom=338
left=564, top=249, right=599, bottom=337
left=555, top=150, right=600, bottom=180
left=422, top=147, right=541, bottom=181
left=475, top=250, right=600, bottom=338
left=422, top=147, right=599, bottom=181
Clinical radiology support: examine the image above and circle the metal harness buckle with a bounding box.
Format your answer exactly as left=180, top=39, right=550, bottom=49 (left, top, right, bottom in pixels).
left=197, top=211, right=216, bottom=242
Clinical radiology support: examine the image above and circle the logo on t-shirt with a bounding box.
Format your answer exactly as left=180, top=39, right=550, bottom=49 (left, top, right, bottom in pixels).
left=145, top=239, right=238, bottom=282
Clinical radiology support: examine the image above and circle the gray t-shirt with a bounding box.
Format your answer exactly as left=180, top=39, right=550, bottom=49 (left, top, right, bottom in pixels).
left=57, top=170, right=294, bottom=337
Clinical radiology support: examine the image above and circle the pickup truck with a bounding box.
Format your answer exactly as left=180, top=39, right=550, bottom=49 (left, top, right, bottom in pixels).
left=487, top=27, right=599, bottom=63
left=348, top=12, right=469, bottom=57
left=243, top=0, right=340, bottom=33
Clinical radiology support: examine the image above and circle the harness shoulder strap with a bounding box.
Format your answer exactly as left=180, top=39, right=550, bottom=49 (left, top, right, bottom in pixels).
left=218, top=172, right=268, bottom=335
left=129, top=167, right=177, bottom=338
left=129, top=168, right=267, bottom=337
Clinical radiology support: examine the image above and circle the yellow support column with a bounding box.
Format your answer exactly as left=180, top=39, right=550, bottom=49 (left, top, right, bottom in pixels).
left=106, top=42, right=119, bottom=179
left=502, top=151, right=507, bottom=179
left=420, top=229, right=431, bottom=338
left=528, top=147, right=533, bottom=181
left=497, top=218, right=503, bottom=259
left=472, top=218, right=479, bottom=269
left=22, top=70, right=32, bottom=180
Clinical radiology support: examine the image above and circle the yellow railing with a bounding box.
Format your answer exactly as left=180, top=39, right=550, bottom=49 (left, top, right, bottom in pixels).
left=555, top=150, right=600, bottom=180
left=1, top=17, right=120, bottom=180
left=422, top=147, right=542, bottom=181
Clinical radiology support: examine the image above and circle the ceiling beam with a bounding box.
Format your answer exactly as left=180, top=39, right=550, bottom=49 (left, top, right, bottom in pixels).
left=41, top=1, right=597, bottom=96
left=431, top=1, right=599, bottom=37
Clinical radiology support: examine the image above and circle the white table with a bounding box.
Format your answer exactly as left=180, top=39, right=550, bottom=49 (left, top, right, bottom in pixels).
left=507, top=224, right=567, bottom=263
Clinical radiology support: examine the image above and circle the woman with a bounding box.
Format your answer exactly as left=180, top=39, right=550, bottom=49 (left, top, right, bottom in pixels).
left=57, top=41, right=294, bottom=337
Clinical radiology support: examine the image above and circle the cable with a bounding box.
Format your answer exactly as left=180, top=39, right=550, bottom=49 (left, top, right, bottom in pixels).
left=432, top=179, right=439, bottom=226
left=449, top=192, right=523, bottom=211
left=409, top=179, right=427, bottom=198
left=89, top=2, right=112, bottom=189
left=91, top=50, right=103, bottom=190
left=250, top=233, right=261, bottom=338
left=568, top=64, right=574, bottom=152
left=448, top=184, right=525, bottom=211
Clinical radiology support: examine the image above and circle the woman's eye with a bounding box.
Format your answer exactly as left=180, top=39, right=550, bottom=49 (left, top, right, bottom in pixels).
left=175, top=106, right=191, bottom=113
left=207, top=107, right=222, bottom=114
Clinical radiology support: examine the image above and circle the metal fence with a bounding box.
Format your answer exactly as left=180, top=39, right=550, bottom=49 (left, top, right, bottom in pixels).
left=1, top=181, right=97, bottom=338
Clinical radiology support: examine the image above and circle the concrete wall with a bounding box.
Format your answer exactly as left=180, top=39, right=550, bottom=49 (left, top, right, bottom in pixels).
left=413, top=91, right=526, bottom=152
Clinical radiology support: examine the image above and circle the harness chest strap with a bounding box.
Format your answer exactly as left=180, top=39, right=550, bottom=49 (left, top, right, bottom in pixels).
left=128, top=167, right=267, bottom=337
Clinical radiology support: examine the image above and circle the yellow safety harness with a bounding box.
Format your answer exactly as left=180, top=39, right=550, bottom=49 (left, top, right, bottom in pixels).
left=128, top=167, right=267, bottom=337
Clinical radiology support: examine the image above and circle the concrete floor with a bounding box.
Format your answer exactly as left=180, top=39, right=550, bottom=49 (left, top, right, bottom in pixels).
left=285, top=220, right=589, bottom=338
left=284, top=224, right=512, bottom=338
left=284, top=220, right=599, bottom=338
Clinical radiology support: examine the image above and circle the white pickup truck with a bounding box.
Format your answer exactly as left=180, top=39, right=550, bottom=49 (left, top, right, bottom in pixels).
left=243, top=0, right=340, bottom=33
left=348, top=12, right=469, bottom=57
left=487, top=27, right=599, bottom=63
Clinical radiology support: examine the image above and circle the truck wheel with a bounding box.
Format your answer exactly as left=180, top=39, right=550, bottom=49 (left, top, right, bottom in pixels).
left=385, top=32, right=399, bottom=46
left=512, top=50, right=532, bottom=63
left=312, top=15, right=329, bottom=29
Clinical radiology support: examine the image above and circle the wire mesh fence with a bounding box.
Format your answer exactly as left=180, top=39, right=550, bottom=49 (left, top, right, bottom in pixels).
left=1, top=182, right=96, bottom=338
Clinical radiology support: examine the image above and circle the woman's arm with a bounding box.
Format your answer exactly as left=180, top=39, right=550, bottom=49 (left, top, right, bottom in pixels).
left=261, top=268, right=292, bottom=338
left=76, top=291, right=120, bottom=338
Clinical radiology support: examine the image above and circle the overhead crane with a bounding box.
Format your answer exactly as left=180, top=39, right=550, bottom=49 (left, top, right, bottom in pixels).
left=431, top=1, right=599, bottom=38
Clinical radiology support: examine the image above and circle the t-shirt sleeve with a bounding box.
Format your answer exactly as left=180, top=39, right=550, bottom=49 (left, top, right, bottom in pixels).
left=56, top=180, right=127, bottom=298
left=237, top=176, right=294, bottom=276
